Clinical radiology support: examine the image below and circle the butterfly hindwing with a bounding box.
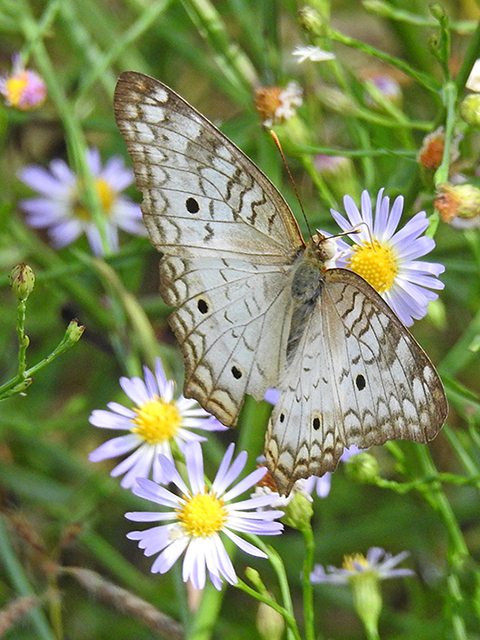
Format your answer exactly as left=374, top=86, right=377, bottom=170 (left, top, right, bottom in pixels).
left=265, top=268, right=447, bottom=494
left=160, top=255, right=295, bottom=425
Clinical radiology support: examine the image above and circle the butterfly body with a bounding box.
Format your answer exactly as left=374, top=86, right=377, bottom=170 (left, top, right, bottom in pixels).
left=114, top=72, right=447, bottom=495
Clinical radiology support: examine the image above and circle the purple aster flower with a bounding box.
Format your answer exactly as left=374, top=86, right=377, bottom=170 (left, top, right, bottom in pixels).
left=18, top=148, right=146, bottom=255
left=89, top=357, right=226, bottom=488
left=330, top=188, right=445, bottom=326
left=126, top=441, right=284, bottom=590
left=311, top=547, right=414, bottom=585
left=0, top=54, right=46, bottom=110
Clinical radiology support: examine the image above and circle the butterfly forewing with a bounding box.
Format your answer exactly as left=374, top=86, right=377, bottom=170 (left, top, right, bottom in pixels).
left=114, top=71, right=447, bottom=495
left=114, top=71, right=304, bottom=425
left=114, top=72, right=305, bottom=262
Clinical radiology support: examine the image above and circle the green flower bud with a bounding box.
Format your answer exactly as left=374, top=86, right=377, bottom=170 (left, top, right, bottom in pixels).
left=9, top=263, right=35, bottom=300
left=65, top=320, right=85, bottom=343
left=257, top=601, right=285, bottom=640
left=297, top=6, right=328, bottom=36
left=345, top=452, right=379, bottom=483
left=281, top=489, right=313, bottom=530
left=460, top=93, right=480, bottom=128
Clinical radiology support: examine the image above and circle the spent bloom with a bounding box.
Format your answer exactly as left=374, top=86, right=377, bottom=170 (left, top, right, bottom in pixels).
left=126, top=441, right=284, bottom=590
left=89, top=357, right=225, bottom=488
left=0, top=54, right=46, bottom=110
left=18, top=148, right=146, bottom=255
left=255, top=82, right=303, bottom=127
left=330, top=188, right=445, bottom=326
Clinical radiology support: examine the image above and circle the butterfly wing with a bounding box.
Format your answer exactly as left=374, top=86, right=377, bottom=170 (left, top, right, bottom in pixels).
left=265, top=268, right=447, bottom=494
left=114, top=72, right=305, bottom=424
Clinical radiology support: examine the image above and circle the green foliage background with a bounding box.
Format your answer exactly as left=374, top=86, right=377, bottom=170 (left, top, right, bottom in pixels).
left=1, top=0, right=480, bottom=638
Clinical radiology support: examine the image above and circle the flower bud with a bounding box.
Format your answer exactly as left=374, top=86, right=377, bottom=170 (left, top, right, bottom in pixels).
left=65, top=320, right=85, bottom=343
left=257, top=601, right=285, bottom=640
left=9, top=264, right=35, bottom=300
left=434, top=183, right=480, bottom=224
left=280, top=488, right=313, bottom=530
left=344, top=452, right=379, bottom=483
left=460, top=93, right=480, bottom=128
left=297, top=6, right=328, bottom=36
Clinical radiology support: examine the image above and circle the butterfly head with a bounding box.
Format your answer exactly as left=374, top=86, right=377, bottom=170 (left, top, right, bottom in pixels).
left=310, top=232, right=338, bottom=264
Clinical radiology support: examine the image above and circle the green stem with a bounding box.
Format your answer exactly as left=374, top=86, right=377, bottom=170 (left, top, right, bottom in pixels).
left=301, top=523, right=316, bottom=640
left=328, top=26, right=441, bottom=94
left=434, top=82, right=457, bottom=185
left=16, top=298, right=28, bottom=378
left=234, top=580, right=302, bottom=640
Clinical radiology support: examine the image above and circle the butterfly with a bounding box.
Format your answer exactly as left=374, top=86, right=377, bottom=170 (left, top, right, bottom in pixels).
left=114, top=71, right=448, bottom=495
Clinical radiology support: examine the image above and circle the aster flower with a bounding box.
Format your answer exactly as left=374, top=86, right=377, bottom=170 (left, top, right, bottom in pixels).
left=0, top=54, right=46, bottom=110
left=292, top=45, right=335, bottom=64
left=330, top=188, right=445, bottom=326
left=311, top=548, right=414, bottom=638
left=18, top=148, right=146, bottom=255
left=89, top=357, right=226, bottom=488
left=310, top=547, right=414, bottom=585
left=126, top=441, right=284, bottom=590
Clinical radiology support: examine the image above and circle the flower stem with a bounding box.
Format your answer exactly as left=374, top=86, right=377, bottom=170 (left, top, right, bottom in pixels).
left=301, top=522, right=316, bottom=640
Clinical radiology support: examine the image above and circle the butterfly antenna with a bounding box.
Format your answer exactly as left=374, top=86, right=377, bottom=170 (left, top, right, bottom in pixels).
left=269, top=130, right=314, bottom=239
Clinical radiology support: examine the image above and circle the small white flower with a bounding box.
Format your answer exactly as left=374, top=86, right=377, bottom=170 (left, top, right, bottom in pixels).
left=292, top=45, right=335, bottom=64
left=126, top=441, right=284, bottom=590
left=466, top=58, right=480, bottom=92
left=89, top=357, right=226, bottom=488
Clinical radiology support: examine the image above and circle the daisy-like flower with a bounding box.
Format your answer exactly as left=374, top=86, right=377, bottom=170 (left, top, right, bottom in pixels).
left=330, top=188, right=445, bottom=326
left=292, top=45, right=335, bottom=64
left=18, top=148, right=146, bottom=255
left=126, top=441, right=284, bottom=590
left=89, top=358, right=226, bottom=488
left=311, top=548, right=414, bottom=637
left=0, top=54, right=47, bottom=110
left=310, top=547, right=414, bottom=585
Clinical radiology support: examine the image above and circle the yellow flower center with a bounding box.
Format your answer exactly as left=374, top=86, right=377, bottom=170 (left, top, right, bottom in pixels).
left=177, top=492, right=228, bottom=537
left=131, top=397, right=182, bottom=445
left=343, top=553, right=370, bottom=572
left=6, top=73, right=29, bottom=107
left=347, top=240, right=397, bottom=294
left=73, top=178, right=116, bottom=221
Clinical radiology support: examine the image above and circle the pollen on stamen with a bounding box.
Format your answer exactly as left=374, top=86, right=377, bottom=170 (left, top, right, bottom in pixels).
left=346, top=240, right=397, bottom=294
left=131, top=397, right=182, bottom=444
left=177, top=492, right=228, bottom=537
